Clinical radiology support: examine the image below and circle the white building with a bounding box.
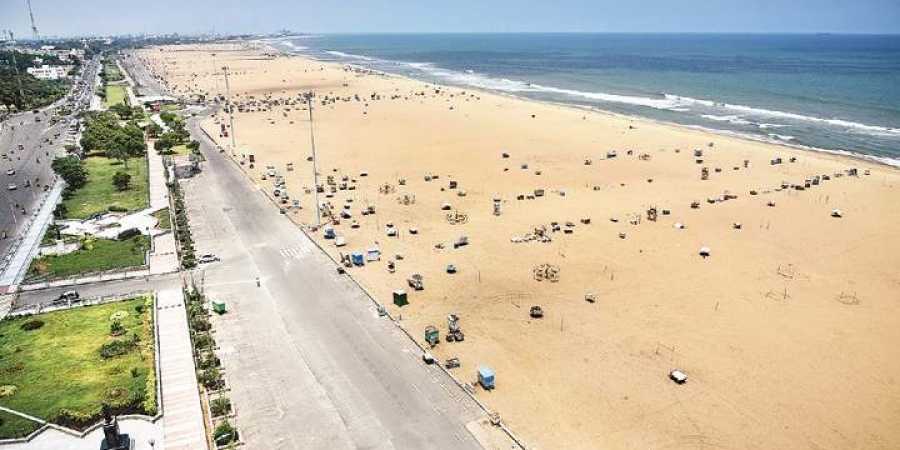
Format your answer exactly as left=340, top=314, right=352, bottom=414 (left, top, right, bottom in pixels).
left=26, top=65, right=70, bottom=80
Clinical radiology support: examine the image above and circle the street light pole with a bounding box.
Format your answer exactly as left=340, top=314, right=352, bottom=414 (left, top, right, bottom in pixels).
left=222, top=65, right=236, bottom=154
left=307, top=94, right=320, bottom=226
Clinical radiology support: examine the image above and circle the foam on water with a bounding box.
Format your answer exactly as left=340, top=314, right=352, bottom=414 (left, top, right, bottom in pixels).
left=293, top=41, right=900, bottom=168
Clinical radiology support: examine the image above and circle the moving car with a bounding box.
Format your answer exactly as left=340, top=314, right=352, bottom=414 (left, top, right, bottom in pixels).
left=57, top=290, right=80, bottom=301
left=198, top=254, right=220, bottom=264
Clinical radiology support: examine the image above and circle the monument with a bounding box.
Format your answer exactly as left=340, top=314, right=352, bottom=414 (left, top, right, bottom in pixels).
left=100, top=405, right=132, bottom=450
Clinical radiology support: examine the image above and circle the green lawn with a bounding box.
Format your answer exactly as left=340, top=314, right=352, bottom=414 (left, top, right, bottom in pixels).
left=152, top=208, right=171, bottom=230
left=0, top=297, right=156, bottom=437
left=105, top=85, right=127, bottom=107
left=168, top=144, right=190, bottom=156
left=27, top=236, right=150, bottom=280
left=103, top=63, right=123, bottom=82
left=62, top=156, right=148, bottom=219
left=0, top=411, right=41, bottom=440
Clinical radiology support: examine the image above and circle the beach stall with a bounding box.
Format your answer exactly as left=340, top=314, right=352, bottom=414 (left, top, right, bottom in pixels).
left=478, top=366, right=496, bottom=390
left=393, top=289, right=408, bottom=307
left=351, top=252, right=365, bottom=266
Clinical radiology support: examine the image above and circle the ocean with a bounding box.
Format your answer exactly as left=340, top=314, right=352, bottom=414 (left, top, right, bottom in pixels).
left=273, top=33, right=900, bottom=166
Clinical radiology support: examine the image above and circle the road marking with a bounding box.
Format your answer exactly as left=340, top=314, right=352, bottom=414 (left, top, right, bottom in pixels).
left=278, top=245, right=308, bottom=259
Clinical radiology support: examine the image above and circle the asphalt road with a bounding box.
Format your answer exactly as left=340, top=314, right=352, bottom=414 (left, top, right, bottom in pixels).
left=119, top=51, right=165, bottom=98
left=178, top=116, right=495, bottom=449
left=0, top=58, right=100, bottom=261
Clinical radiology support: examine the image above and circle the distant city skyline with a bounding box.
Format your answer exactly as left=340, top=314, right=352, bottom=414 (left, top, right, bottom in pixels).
left=1, top=0, right=899, bottom=38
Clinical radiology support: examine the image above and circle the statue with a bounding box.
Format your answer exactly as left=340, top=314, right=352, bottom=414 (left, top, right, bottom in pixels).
left=100, top=405, right=132, bottom=450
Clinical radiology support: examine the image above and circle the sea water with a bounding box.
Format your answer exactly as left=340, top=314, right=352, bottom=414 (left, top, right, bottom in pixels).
left=275, top=33, right=900, bottom=166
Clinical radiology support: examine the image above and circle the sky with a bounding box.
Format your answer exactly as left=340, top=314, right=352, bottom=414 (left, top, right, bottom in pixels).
left=2, top=0, right=899, bottom=38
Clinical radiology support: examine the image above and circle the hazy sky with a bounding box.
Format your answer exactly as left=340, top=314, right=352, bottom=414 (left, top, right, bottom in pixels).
left=2, top=0, right=899, bottom=37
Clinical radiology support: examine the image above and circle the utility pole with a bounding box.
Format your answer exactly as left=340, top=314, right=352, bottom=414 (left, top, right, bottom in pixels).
left=306, top=93, right=321, bottom=226
left=222, top=65, right=236, bottom=153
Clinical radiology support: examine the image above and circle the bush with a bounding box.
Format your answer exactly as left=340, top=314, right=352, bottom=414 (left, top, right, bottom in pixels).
left=210, top=397, right=231, bottom=417
left=198, top=367, right=222, bottom=390
left=99, top=339, right=133, bottom=359
left=213, top=420, right=237, bottom=444
left=113, top=171, right=132, bottom=191
left=190, top=316, right=211, bottom=332
left=110, top=320, right=125, bottom=336
left=53, top=203, right=68, bottom=219
left=20, top=319, right=45, bottom=331
left=193, top=333, right=214, bottom=351
left=143, top=369, right=157, bottom=415
left=108, top=205, right=128, bottom=213
left=116, top=228, right=141, bottom=240
left=197, top=353, right=220, bottom=370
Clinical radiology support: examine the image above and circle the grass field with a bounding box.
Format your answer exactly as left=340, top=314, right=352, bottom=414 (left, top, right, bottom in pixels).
left=62, top=156, right=148, bottom=219
left=151, top=208, right=171, bottom=230
left=0, top=411, right=41, bottom=440
left=105, top=85, right=127, bottom=107
left=27, top=236, right=150, bottom=280
left=0, top=297, right=156, bottom=438
left=168, top=144, right=191, bottom=155
left=103, top=62, right=123, bottom=82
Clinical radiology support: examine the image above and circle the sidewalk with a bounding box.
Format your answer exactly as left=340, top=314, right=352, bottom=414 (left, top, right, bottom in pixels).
left=0, top=181, right=64, bottom=291
left=156, top=288, right=207, bottom=450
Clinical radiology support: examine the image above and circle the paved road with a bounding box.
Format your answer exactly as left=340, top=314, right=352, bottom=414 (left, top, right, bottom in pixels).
left=0, top=58, right=100, bottom=263
left=119, top=51, right=165, bottom=98
left=187, top=113, right=501, bottom=448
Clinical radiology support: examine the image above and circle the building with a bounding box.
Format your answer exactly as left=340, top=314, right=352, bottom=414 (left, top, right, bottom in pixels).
left=26, top=65, right=71, bottom=80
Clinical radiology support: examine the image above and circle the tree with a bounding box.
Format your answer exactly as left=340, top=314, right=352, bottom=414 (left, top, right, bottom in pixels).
left=187, top=140, right=200, bottom=154
left=51, top=156, right=87, bottom=190
left=113, top=171, right=131, bottom=191
left=109, top=103, right=133, bottom=119
left=146, top=122, right=163, bottom=138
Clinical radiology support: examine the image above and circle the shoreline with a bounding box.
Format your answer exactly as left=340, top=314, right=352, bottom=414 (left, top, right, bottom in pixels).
left=142, top=42, right=900, bottom=450
left=261, top=38, right=900, bottom=171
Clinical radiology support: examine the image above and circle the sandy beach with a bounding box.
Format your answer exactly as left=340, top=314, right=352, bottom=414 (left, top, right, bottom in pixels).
left=138, top=42, right=900, bottom=450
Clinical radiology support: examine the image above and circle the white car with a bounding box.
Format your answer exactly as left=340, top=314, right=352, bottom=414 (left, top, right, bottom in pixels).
left=5, top=169, right=14, bottom=176
left=198, top=254, right=220, bottom=264
left=7, top=183, right=17, bottom=190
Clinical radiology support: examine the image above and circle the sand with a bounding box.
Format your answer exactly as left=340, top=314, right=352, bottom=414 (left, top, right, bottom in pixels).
left=138, top=42, right=900, bottom=450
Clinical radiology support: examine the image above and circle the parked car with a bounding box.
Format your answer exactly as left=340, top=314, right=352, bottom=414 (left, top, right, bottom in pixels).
left=198, top=254, right=220, bottom=264
left=7, top=183, right=17, bottom=190
left=6, top=169, right=14, bottom=176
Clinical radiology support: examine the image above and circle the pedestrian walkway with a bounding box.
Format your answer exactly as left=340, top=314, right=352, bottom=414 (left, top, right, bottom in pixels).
left=0, top=181, right=63, bottom=290
left=149, top=233, right=179, bottom=275
left=156, top=288, right=207, bottom=450
left=0, top=418, right=162, bottom=450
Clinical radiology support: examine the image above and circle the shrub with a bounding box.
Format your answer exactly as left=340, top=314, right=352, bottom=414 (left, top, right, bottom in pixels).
left=143, top=369, right=157, bottom=415
left=109, top=320, right=125, bottom=336
left=210, top=397, right=231, bottom=417
left=190, top=316, right=211, bottom=332
left=20, top=319, right=45, bottom=331
left=51, top=408, right=96, bottom=429
left=197, top=353, right=220, bottom=370
left=198, top=367, right=223, bottom=390
left=193, top=333, right=214, bottom=351
left=0, top=385, right=18, bottom=398
left=113, top=171, right=132, bottom=191
left=99, top=339, right=133, bottom=359
left=213, top=420, right=237, bottom=444
left=108, top=205, right=128, bottom=213
left=116, top=228, right=141, bottom=240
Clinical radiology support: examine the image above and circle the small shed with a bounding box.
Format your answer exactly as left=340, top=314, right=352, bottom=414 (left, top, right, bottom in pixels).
left=393, top=289, right=408, bottom=307
left=478, top=366, right=495, bottom=390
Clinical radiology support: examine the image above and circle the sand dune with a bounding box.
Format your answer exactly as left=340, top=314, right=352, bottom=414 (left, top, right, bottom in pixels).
left=139, top=42, right=900, bottom=450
